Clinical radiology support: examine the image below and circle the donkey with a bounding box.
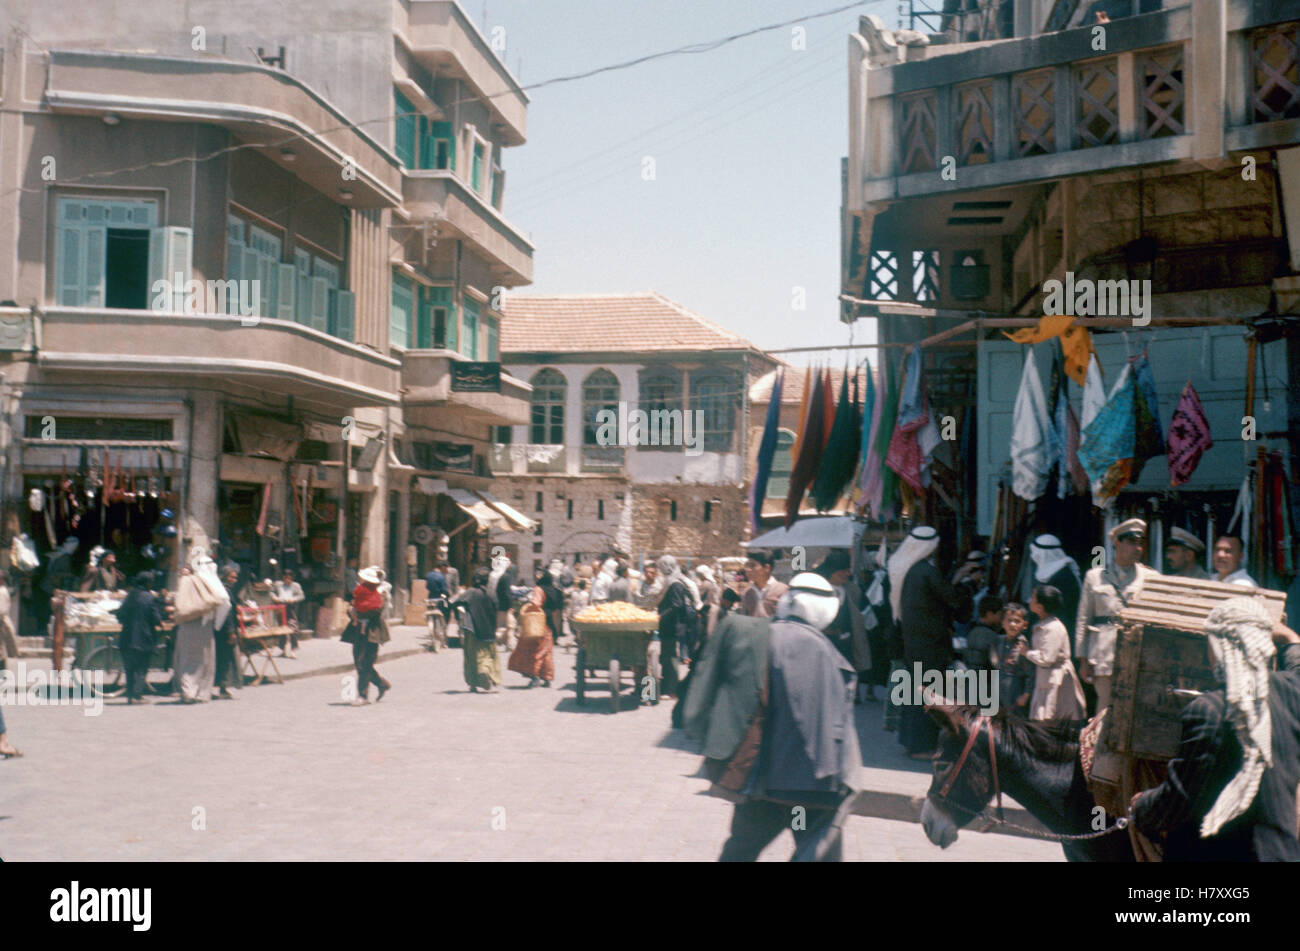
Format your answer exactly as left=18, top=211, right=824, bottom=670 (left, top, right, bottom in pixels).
left=919, top=703, right=1135, bottom=862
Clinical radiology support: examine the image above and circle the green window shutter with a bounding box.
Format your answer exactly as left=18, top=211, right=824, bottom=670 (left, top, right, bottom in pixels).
left=471, top=143, right=484, bottom=192
left=394, top=91, right=417, bottom=167
left=390, top=272, right=413, bottom=348
left=415, top=285, right=432, bottom=349
left=461, top=295, right=479, bottom=359
left=445, top=297, right=458, bottom=351
left=485, top=314, right=499, bottom=362
left=430, top=122, right=456, bottom=171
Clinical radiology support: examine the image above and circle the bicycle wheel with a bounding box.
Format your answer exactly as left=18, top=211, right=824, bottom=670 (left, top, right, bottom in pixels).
left=77, top=644, right=126, bottom=698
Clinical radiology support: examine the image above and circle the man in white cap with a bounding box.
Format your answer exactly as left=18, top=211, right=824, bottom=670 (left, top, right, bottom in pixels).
left=1212, top=534, right=1258, bottom=587
left=715, top=573, right=864, bottom=861
left=1028, top=534, right=1082, bottom=654
left=1131, top=599, right=1300, bottom=860
left=890, top=525, right=964, bottom=759
left=1075, top=518, right=1156, bottom=715
left=1164, top=527, right=1209, bottom=580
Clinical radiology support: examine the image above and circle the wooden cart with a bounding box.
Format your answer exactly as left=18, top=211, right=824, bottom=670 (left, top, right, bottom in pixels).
left=571, top=619, right=658, bottom=713
left=58, top=592, right=175, bottom=697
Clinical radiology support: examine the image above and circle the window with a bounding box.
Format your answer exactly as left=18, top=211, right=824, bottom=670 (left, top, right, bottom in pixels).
left=532, top=541, right=543, bottom=554
left=421, top=118, right=456, bottom=171
left=484, top=314, right=500, bottom=362
left=597, top=499, right=605, bottom=521
left=416, top=285, right=452, bottom=349
left=766, top=430, right=796, bottom=498
left=494, top=425, right=512, bottom=445
left=26, top=416, right=173, bottom=441
left=704, top=500, right=713, bottom=522
left=690, top=373, right=737, bottom=453
left=582, top=369, right=620, bottom=447
left=670, top=500, right=678, bottom=520
left=530, top=368, right=566, bottom=445
left=638, top=368, right=683, bottom=452
left=56, top=198, right=165, bottom=309
left=395, top=90, right=418, bottom=167
left=461, top=295, right=480, bottom=359
left=472, top=139, right=486, bottom=193
left=390, top=272, right=414, bottom=349
left=491, top=147, right=505, bottom=210
left=246, top=224, right=283, bottom=319
left=567, top=499, right=573, bottom=520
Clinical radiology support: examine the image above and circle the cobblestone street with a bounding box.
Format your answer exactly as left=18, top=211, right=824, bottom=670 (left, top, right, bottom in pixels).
left=0, top=630, right=1062, bottom=862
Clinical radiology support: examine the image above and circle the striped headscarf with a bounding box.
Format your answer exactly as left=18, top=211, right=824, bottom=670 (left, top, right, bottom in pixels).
left=1200, top=597, right=1276, bottom=838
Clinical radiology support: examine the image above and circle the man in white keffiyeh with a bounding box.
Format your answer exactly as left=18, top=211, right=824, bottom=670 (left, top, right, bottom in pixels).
left=1131, top=597, right=1300, bottom=861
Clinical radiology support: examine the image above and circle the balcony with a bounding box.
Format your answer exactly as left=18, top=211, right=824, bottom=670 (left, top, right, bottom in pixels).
left=403, top=171, right=534, bottom=285
left=580, top=445, right=626, bottom=473
left=396, top=0, right=529, bottom=145
left=42, top=49, right=402, bottom=208
left=849, top=2, right=1300, bottom=207
left=490, top=443, right=567, bottom=475
left=401, top=350, right=531, bottom=427
left=35, top=306, right=401, bottom=413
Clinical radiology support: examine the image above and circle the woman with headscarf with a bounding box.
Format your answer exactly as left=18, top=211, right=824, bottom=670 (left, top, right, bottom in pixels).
left=173, top=547, right=229, bottom=703
left=655, top=555, right=696, bottom=700
left=345, top=567, right=391, bottom=704
left=1131, top=599, right=1300, bottom=861
left=459, top=567, right=503, bottom=693
left=509, top=567, right=558, bottom=687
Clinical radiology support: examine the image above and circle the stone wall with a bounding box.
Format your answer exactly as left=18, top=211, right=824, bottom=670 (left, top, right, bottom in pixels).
left=628, top=484, right=749, bottom=564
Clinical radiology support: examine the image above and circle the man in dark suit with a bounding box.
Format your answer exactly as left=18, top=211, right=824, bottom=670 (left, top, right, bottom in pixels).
left=1131, top=598, right=1300, bottom=861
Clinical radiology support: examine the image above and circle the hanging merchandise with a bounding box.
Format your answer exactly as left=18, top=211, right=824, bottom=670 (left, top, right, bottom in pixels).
left=1130, top=353, right=1165, bottom=482
left=1009, top=347, right=1052, bottom=501
left=1003, top=315, right=1094, bottom=385
left=850, top=360, right=876, bottom=506
left=864, top=351, right=903, bottom=521
left=784, top=366, right=830, bottom=528
left=749, top=367, right=784, bottom=533
left=1078, top=364, right=1134, bottom=507
left=857, top=355, right=887, bottom=514
left=256, top=481, right=272, bottom=537
left=1166, top=381, right=1214, bottom=486
left=788, top=365, right=814, bottom=469
left=885, top=345, right=940, bottom=493
left=812, top=369, right=862, bottom=511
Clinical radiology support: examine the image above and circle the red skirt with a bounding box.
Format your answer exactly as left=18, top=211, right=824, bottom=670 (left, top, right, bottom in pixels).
left=507, top=631, right=555, bottom=681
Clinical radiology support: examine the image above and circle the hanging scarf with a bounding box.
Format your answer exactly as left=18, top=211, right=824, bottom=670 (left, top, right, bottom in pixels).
left=1200, top=598, right=1276, bottom=838
left=1009, top=348, right=1052, bottom=501
left=784, top=368, right=830, bottom=528
left=1003, top=315, right=1094, bottom=385
left=1079, top=363, right=1135, bottom=507
left=870, top=352, right=903, bottom=520
left=812, top=370, right=862, bottom=510
left=851, top=361, right=877, bottom=504
left=749, top=368, right=784, bottom=533
left=1167, top=381, right=1213, bottom=486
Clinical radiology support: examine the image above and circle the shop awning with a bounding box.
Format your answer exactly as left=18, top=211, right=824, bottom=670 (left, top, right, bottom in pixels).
left=444, top=488, right=506, bottom=532
left=476, top=490, right=536, bottom=532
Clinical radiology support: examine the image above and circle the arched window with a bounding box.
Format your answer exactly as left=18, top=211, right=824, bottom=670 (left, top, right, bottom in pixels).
left=638, top=367, right=682, bottom=452
left=582, top=369, right=620, bottom=447
left=530, top=368, right=566, bottom=445
left=766, top=429, right=796, bottom=498
left=690, top=372, right=738, bottom=453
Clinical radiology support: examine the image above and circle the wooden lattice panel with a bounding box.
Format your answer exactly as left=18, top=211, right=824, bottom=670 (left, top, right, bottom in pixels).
left=1075, top=59, right=1119, bottom=147
left=1252, top=22, right=1300, bottom=122
left=898, top=92, right=938, bottom=174
left=869, top=249, right=899, bottom=301
left=913, top=249, right=940, bottom=302
left=1140, top=46, right=1185, bottom=139
left=1012, top=69, right=1055, bottom=157
left=955, top=81, right=995, bottom=166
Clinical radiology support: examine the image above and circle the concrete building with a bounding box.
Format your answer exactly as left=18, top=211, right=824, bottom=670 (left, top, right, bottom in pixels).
left=0, top=0, right=534, bottom=628
left=842, top=0, right=1297, bottom=584
left=491, top=293, right=780, bottom=576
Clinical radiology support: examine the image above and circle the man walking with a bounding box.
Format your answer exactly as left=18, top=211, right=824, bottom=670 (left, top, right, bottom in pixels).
left=741, top=549, right=788, bottom=619
left=1076, top=518, right=1156, bottom=715
left=1163, top=527, right=1209, bottom=579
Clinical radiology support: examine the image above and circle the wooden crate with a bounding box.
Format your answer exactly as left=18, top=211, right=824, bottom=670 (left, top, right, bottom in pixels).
left=1105, top=577, right=1286, bottom=761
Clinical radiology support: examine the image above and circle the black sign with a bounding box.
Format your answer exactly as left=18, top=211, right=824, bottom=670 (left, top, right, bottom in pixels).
left=432, top=442, right=474, bottom=472
left=450, top=361, right=501, bottom=393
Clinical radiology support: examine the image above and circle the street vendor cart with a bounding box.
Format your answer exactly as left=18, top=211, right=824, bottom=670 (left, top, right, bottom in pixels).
left=570, top=613, right=658, bottom=713
left=55, top=590, right=175, bottom=697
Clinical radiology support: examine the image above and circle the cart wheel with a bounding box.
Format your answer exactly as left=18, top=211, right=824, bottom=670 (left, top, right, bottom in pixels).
left=78, top=645, right=126, bottom=698
left=575, top=648, right=587, bottom=705
left=608, top=658, right=621, bottom=714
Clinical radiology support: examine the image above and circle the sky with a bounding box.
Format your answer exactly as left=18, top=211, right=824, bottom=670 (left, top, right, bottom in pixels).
left=476, top=0, right=897, bottom=364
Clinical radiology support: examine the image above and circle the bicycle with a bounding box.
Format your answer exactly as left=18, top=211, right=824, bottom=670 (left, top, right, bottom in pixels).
left=426, top=597, right=449, bottom=652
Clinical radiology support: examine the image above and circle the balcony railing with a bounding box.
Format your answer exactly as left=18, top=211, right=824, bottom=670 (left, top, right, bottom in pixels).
left=851, top=4, right=1300, bottom=203
left=580, top=445, right=625, bottom=472
left=489, top=443, right=567, bottom=475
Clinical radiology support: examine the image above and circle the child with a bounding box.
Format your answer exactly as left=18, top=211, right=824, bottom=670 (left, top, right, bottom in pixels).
left=1024, top=585, right=1087, bottom=721
left=998, top=602, right=1033, bottom=717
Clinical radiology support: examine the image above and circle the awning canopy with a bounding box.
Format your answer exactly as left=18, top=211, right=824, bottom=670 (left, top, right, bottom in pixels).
left=743, top=516, right=864, bottom=550
left=476, top=490, right=536, bottom=532
left=444, top=488, right=506, bottom=532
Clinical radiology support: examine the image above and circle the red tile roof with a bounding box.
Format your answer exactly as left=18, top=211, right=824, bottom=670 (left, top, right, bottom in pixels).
left=500, top=293, right=760, bottom=354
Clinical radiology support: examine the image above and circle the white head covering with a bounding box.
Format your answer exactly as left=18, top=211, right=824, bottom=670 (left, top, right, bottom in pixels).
left=1030, top=534, right=1081, bottom=585
left=601, top=558, right=619, bottom=577
left=89, top=546, right=107, bottom=569
left=775, top=572, right=840, bottom=631
left=694, top=564, right=714, bottom=583
left=1200, top=597, right=1276, bottom=838
left=888, top=526, right=939, bottom=620
left=358, top=566, right=382, bottom=585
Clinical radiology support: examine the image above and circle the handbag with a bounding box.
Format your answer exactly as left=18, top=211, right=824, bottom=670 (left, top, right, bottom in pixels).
left=172, top=574, right=209, bottom=623
left=339, top=619, right=361, bottom=645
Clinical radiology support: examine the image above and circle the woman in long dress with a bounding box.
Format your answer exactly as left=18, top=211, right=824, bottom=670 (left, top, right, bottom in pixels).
left=1024, top=584, right=1086, bottom=721
left=173, top=549, right=229, bottom=703
left=508, top=568, right=557, bottom=687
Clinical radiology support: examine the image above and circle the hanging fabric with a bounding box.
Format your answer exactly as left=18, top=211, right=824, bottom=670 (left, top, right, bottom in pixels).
left=812, top=369, right=862, bottom=511
left=1009, top=347, right=1052, bottom=501
left=1130, top=353, right=1165, bottom=483
left=784, top=367, right=830, bottom=528
left=1167, top=381, right=1214, bottom=486
left=788, top=365, right=814, bottom=468
left=1079, top=363, right=1135, bottom=507
left=1002, top=315, right=1094, bottom=385
left=874, top=351, right=903, bottom=521
left=856, top=357, right=886, bottom=514
left=749, top=368, right=785, bottom=533
left=850, top=360, right=876, bottom=506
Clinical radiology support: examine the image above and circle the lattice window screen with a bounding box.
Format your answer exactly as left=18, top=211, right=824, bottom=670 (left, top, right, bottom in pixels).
left=956, top=81, right=995, bottom=166
left=1251, top=23, right=1300, bottom=122
left=1012, top=70, right=1055, bottom=157
left=1075, top=59, right=1119, bottom=147
left=1140, top=46, right=1185, bottom=139
left=913, top=250, right=940, bottom=303
left=898, top=92, right=938, bottom=173
left=869, top=250, right=899, bottom=301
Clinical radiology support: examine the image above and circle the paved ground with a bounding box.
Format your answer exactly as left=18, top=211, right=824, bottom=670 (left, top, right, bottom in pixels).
left=0, top=628, right=1062, bottom=861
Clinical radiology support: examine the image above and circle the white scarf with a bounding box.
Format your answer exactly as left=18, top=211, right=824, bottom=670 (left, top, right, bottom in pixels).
left=1030, top=534, right=1080, bottom=585
left=1200, top=598, right=1276, bottom=838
